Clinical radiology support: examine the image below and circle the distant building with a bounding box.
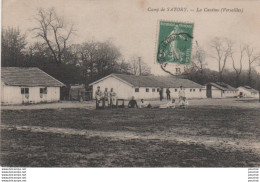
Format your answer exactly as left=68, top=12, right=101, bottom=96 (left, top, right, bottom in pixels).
left=237, top=86, right=259, bottom=98
left=205, top=82, right=238, bottom=98
left=1, top=67, right=65, bottom=105
left=90, top=73, right=206, bottom=100
left=69, top=84, right=85, bottom=101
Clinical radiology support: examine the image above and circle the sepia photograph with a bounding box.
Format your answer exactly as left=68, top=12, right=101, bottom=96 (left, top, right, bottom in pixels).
left=1, top=0, right=260, bottom=170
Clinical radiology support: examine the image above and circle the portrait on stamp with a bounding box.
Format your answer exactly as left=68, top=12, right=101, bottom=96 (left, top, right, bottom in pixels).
left=157, top=21, right=193, bottom=65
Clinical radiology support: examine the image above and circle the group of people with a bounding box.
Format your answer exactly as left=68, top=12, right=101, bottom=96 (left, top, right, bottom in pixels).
left=95, top=85, right=189, bottom=109
left=160, top=86, right=185, bottom=101
left=158, top=87, right=174, bottom=101
left=128, top=86, right=188, bottom=109
left=128, top=96, right=188, bottom=109
left=95, top=86, right=117, bottom=106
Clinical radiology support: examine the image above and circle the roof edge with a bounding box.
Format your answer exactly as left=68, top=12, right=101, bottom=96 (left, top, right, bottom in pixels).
left=89, top=74, right=134, bottom=87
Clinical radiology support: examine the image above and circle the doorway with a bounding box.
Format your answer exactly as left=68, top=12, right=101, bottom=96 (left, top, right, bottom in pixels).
left=206, top=85, right=212, bottom=98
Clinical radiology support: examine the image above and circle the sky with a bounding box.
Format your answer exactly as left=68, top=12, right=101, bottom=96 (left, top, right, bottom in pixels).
left=2, top=0, right=260, bottom=75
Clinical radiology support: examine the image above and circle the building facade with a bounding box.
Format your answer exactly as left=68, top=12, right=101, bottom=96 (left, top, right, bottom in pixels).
left=1, top=67, right=65, bottom=105
left=237, top=86, right=259, bottom=98
left=90, top=73, right=206, bottom=100
left=205, top=82, right=238, bottom=98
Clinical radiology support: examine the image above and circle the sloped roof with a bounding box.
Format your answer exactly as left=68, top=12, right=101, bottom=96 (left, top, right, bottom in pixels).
left=239, top=86, right=259, bottom=93
left=206, top=82, right=238, bottom=91
left=90, top=73, right=203, bottom=88
left=1, top=67, right=65, bottom=87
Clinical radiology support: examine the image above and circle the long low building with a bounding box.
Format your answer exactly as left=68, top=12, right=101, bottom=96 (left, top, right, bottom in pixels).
left=205, top=82, right=238, bottom=98
left=1, top=67, right=65, bottom=105
left=237, top=86, right=259, bottom=98
left=90, top=73, right=206, bottom=100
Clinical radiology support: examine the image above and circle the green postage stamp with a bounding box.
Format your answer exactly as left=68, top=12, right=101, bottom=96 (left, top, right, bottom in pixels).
left=157, top=21, right=194, bottom=65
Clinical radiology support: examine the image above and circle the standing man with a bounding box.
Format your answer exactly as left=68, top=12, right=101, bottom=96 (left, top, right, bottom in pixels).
left=166, top=88, right=171, bottom=100
left=95, top=86, right=104, bottom=109
left=110, top=88, right=117, bottom=106
left=95, top=86, right=103, bottom=102
left=178, top=86, right=185, bottom=102
left=103, top=88, right=110, bottom=106
left=159, top=88, right=163, bottom=101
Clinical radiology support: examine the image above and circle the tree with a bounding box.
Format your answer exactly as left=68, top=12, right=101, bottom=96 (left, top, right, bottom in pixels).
left=128, top=56, right=151, bottom=76
left=1, top=27, right=27, bottom=66
left=230, top=44, right=245, bottom=87
left=33, top=8, right=75, bottom=64
left=210, top=37, right=232, bottom=82
left=191, top=41, right=207, bottom=74
left=78, top=41, right=123, bottom=83
left=245, top=45, right=260, bottom=86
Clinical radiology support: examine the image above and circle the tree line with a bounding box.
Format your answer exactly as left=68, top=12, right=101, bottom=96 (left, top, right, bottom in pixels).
left=1, top=8, right=260, bottom=91
left=1, top=8, right=151, bottom=86
left=185, top=38, right=260, bottom=90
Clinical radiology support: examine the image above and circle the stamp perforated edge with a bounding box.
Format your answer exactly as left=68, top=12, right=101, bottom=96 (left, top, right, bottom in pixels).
left=154, top=19, right=195, bottom=66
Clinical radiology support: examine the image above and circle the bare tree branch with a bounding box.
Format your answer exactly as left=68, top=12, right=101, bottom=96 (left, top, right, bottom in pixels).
left=210, top=37, right=232, bottom=82
left=32, top=8, right=75, bottom=64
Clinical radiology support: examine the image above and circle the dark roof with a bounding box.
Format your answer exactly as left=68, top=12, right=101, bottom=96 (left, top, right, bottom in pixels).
left=206, top=82, right=237, bottom=91
left=240, top=86, right=259, bottom=93
left=1, top=67, right=65, bottom=87
left=91, top=73, right=203, bottom=88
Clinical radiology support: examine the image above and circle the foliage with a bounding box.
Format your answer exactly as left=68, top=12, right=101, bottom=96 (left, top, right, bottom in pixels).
left=1, top=27, right=27, bottom=67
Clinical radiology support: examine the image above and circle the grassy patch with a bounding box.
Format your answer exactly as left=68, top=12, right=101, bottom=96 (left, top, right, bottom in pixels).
left=1, top=107, right=259, bottom=167
left=1, top=129, right=259, bottom=167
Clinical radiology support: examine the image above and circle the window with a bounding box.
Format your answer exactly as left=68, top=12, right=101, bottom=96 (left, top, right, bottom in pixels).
left=146, top=88, right=149, bottom=92
left=21, top=88, right=29, bottom=94
left=157, top=88, right=160, bottom=92
left=193, top=89, right=195, bottom=92
left=175, top=89, right=178, bottom=92
left=222, top=90, right=225, bottom=93
left=152, top=88, right=155, bottom=92
left=190, top=89, right=192, bottom=92
left=40, top=87, right=48, bottom=94
left=200, top=89, right=202, bottom=92
left=135, top=88, right=139, bottom=92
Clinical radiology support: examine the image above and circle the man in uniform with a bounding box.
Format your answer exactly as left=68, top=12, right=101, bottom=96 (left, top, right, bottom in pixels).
left=159, top=88, right=163, bottom=101
left=178, top=86, right=185, bottom=103
left=128, top=96, right=138, bottom=108
left=140, top=99, right=152, bottom=108
left=159, top=99, right=176, bottom=109
left=180, top=97, right=189, bottom=109
left=110, top=88, right=117, bottom=106
left=103, top=88, right=110, bottom=106
left=166, top=88, right=171, bottom=100
left=95, top=86, right=103, bottom=101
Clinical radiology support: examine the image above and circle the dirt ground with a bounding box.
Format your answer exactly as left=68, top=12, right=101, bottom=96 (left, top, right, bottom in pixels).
left=1, top=98, right=259, bottom=110
left=1, top=98, right=260, bottom=167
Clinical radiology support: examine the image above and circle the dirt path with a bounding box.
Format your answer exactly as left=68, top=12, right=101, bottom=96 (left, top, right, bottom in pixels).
left=1, top=101, right=96, bottom=110
left=2, top=124, right=260, bottom=155
left=1, top=98, right=259, bottom=110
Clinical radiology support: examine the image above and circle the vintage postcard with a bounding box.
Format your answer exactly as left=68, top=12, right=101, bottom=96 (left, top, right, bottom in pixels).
left=1, top=0, right=260, bottom=181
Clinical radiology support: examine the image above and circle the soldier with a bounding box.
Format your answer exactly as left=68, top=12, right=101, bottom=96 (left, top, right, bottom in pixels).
left=128, top=96, right=138, bottom=108
left=103, top=88, right=110, bottom=106
left=166, top=88, right=171, bottom=100
left=95, top=86, right=103, bottom=102
left=140, top=99, right=152, bottom=108
left=159, top=88, right=163, bottom=101
left=178, top=86, right=185, bottom=102
left=180, top=97, right=189, bottom=109
left=159, top=99, right=176, bottom=109
left=110, top=88, right=117, bottom=106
